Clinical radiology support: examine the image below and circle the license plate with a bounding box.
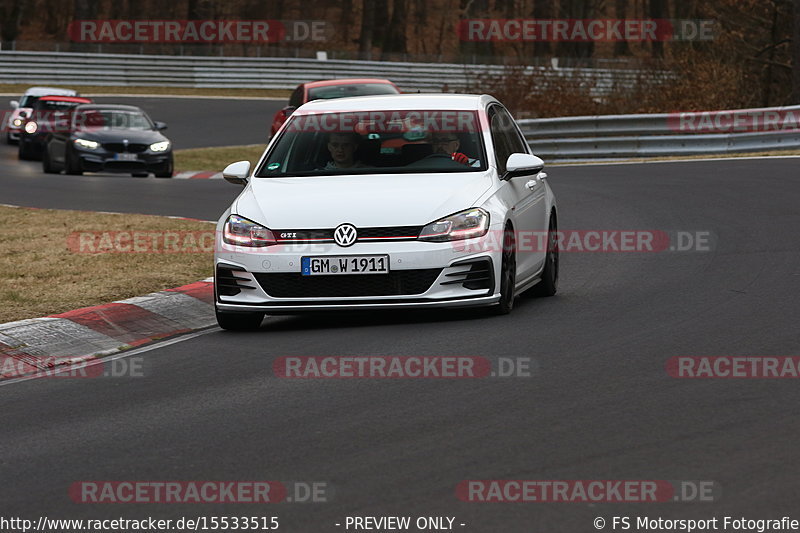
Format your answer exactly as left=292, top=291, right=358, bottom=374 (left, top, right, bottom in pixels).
left=116, top=153, right=138, bottom=161
left=302, top=255, right=389, bottom=276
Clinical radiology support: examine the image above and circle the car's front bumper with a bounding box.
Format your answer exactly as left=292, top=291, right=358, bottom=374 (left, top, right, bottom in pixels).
left=215, top=236, right=501, bottom=313
left=75, top=150, right=172, bottom=174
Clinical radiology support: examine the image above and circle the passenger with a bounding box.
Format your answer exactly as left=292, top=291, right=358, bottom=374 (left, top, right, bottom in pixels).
left=325, top=132, right=367, bottom=169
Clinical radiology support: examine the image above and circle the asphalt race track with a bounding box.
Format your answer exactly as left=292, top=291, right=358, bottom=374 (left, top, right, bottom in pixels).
left=1, top=97, right=799, bottom=530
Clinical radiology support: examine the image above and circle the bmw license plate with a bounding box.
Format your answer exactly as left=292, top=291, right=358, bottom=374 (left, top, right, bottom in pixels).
left=116, top=153, right=138, bottom=161
left=302, top=255, right=389, bottom=276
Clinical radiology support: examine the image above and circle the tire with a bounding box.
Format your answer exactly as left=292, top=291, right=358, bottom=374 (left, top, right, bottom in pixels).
left=215, top=305, right=264, bottom=331
left=533, top=214, right=559, bottom=297
left=154, top=154, right=174, bottom=178
left=492, top=227, right=517, bottom=315
left=18, top=141, right=33, bottom=160
left=65, top=148, right=83, bottom=175
left=42, top=148, right=59, bottom=174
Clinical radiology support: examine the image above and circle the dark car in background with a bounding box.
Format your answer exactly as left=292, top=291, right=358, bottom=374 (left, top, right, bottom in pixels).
left=42, top=104, right=173, bottom=177
left=18, top=95, right=93, bottom=160
left=270, top=78, right=400, bottom=137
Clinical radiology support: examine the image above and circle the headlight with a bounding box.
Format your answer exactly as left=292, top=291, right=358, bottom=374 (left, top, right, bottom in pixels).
left=24, top=121, right=37, bottom=134
left=149, top=141, right=170, bottom=152
left=12, top=118, right=23, bottom=127
left=223, top=215, right=276, bottom=247
left=74, top=138, right=99, bottom=150
left=418, top=208, right=490, bottom=242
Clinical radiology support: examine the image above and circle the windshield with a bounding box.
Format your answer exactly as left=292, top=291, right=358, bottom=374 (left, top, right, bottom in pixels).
left=256, top=110, right=486, bottom=177
left=74, top=110, right=154, bottom=131
left=307, top=83, right=399, bottom=101
left=19, top=95, right=40, bottom=108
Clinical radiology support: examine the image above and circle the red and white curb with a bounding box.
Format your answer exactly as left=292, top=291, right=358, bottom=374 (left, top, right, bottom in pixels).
left=173, top=171, right=223, bottom=180
left=0, top=278, right=215, bottom=380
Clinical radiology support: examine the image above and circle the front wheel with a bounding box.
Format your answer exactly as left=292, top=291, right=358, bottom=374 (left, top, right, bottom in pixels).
left=18, top=141, right=34, bottom=160
left=42, top=147, right=59, bottom=174
left=215, top=305, right=264, bottom=331
left=65, top=148, right=83, bottom=175
left=492, top=227, right=517, bottom=315
left=533, top=214, right=559, bottom=297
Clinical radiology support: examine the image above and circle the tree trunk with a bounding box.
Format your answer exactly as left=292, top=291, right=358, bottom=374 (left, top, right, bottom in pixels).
left=792, top=0, right=800, bottom=103
left=358, top=0, right=376, bottom=59
left=613, top=0, right=630, bottom=56
left=649, top=0, right=667, bottom=58
left=381, top=0, right=408, bottom=60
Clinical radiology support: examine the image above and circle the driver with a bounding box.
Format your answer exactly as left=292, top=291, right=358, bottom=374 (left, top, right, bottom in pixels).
left=430, top=132, right=480, bottom=167
left=325, top=132, right=367, bottom=169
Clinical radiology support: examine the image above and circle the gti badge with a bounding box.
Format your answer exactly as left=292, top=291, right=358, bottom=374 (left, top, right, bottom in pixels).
left=333, top=223, right=357, bottom=247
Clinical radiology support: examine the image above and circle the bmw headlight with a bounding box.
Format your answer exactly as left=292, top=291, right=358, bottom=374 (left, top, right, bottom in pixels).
left=149, top=141, right=170, bottom=152
left=12, top=118, right=23, bottom=127
left=223, top=215, right=276, bottom=247
left=74, top=138, right=99, bottom=150
left=418, top=208, right=490, bottom=242
left=24, top=121, right=37, bottom=134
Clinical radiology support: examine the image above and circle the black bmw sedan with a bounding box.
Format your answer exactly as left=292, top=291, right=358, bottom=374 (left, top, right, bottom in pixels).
left=42, top=104, right=173, bottom=177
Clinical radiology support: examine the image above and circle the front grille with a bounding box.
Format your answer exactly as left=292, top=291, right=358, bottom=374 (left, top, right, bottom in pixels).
left=273, top=225, right=422, bottom=243
left=103, top=142, right=148, bottom=153
left=216, top=265, right=257, bottom=297
left=254, top=269, right=441, bottom=298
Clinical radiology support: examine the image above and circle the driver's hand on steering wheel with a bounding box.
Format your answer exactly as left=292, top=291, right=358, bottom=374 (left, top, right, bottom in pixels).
left=451, top=152, right=470, bottom=165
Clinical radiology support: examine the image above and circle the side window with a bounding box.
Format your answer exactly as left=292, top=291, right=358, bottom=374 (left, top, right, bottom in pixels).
left=288, top=86, right=303, bottom=108
left=497, top=107, right=529, bottom=155
left=489, top=107, right=513, bottom=173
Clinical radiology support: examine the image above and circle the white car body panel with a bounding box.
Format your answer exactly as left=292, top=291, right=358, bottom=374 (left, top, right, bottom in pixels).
left=215, top=94, right=557, bottom=313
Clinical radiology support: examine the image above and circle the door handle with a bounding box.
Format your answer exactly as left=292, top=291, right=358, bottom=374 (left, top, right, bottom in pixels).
left=525, top=179, right=539, bottom=190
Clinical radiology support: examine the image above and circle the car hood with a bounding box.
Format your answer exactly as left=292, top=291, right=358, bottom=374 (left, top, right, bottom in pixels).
left=72, top=129, right=167, bottom=144
left=235, top=172, right=495, bottom=228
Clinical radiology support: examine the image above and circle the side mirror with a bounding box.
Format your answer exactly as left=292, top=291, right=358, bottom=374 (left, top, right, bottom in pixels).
left=222, top=160, right=251, bottom=185
left=154, top=121, right=168, bottom=131
left=9, top=100, right=19, bottom=109
left=504, top=153, right=544, bottom=180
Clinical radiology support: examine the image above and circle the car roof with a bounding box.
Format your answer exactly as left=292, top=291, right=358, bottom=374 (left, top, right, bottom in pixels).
left=74, top=104, right=143, bottom=112
left=24, top=87, right=77, bottom=97
left=38, top=96, right=92, bottom=104
left=304, top=78, right=396, bottom=89
left=295, top=93, right=495, bottom=113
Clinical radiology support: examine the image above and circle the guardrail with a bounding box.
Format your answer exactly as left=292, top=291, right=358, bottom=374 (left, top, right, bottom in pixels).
left=518, top=106, right=800, bottom=159
left=0, top=50, right=660, bottom=96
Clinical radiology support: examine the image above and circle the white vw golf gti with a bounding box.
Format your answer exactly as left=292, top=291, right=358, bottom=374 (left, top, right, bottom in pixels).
left=214, top=94, right=558, bottom=330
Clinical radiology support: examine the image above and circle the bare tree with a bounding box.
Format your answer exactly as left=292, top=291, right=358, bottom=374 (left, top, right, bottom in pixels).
left=793, top=0, right=800, bottom=102
left=358, top=0, right=376, bottom=59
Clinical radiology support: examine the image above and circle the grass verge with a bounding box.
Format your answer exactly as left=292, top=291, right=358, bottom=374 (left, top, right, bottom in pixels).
left=0, top=84, right=290, bottom=99
left=174, top=144, right=266, bottom=173
left=0, top=206, right=214, bottom=324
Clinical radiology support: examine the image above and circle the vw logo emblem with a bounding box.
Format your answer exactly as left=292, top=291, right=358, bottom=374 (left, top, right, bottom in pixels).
left=333, top=223, right=357, bottom=247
